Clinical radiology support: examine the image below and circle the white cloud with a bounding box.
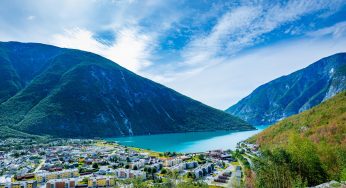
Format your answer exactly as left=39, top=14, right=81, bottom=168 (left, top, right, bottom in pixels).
left=0, top=0, right=185, bottom=73
left=165, top=37, right=346, bottom=109
left=1, top=0, right=346, bottom=110
left=51, top=27, right=154, bottom=72
left=144, top=0, right=346, bottom=97
left=182, top=6, right=260, bottom=64
left=26, top=15, right=35, bottom=21
left=308, top=21, right=346, bottom=38
left=184, top=0, right=346, bottom=58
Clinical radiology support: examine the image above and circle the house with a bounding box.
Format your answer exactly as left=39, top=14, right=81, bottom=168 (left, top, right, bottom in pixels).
left=193, top=163, right=214, bottom=179
left=163, top=158, right=182, bottom=167
left=235, top=166, right=242, bottom=184
left=129, top=159, right=145, bottom=169
left=170, top=163, right=185, bottom=172
left=220, top=154, right=234, bottom=161
left=179, top=155, right=191, bottom=161
left=114, top=169, right=146, bottom=180
left=26, top=181, right=37, bottom=188
left=15, top=174, right=35, bottom=181
left=184, top=161, right=198, bottom=169
left=35, top=169, right=79, bottom=183
left=150, top=163, right=162, bottom=171
left=46, top=178, right=76, bottom=188
left=194, top=169, right=203, bottom=179
left=87, top=176, right=115, bottom=188
left=0, top=180, right=37, bottom=188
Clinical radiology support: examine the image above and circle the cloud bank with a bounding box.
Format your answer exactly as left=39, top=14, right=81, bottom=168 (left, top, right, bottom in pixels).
left=0, top=0, right=346, bottom=109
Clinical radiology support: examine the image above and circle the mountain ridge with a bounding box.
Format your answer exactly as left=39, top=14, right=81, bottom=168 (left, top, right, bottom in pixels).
left=0, top=41, right=254, bottom=138
left=226, top=53, right=346, bottom=125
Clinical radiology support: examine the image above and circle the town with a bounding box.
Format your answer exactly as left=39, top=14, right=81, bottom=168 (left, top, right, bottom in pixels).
left=0, top=138, right=260, bottom=188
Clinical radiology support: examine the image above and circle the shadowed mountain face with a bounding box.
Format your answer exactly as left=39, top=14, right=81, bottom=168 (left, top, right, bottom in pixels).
left=0, top=42, right=253, bottom=138
left=226, top=53, right=346, bottom=125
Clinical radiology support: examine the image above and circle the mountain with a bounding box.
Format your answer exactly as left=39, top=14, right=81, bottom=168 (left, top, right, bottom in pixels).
left=248, top=91, right=346, bottom=185
left=226, top=53, right=346, bottom=125
left=0, top=42, right=254, bottom=138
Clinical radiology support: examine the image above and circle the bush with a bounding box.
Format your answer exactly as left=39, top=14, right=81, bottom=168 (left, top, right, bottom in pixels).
left=161, top=168, right=167, bottom=174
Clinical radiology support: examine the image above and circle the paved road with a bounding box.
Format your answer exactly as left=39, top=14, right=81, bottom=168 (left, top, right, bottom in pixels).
left=34, top=159, right=45, bottom=173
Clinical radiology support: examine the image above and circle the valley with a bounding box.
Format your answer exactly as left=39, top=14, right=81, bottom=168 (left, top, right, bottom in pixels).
left=0, top=42, right=253, bottom=139
left=0, top=43, right=345, bottom=188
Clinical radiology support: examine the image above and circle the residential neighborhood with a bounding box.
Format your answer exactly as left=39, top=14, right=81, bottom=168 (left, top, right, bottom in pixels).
left=0, top=138, right=248, bottom=187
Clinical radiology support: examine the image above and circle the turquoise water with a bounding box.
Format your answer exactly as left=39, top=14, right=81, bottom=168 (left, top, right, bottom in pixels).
left=107, top=125, right=270, bottom=153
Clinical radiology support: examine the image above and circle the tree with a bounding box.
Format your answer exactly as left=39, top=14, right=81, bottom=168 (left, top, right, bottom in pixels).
left=110, top=156, right=118, bottom=162
left=286, top=134, right=327, bottom=186
left=254, top=149, right=295, bottom=188
left=176, top=180, right=208, bottom=188
left=149, top=167, right=157, bottom=180
left=161, top=168, right=167, bottom=174
left=92, top=163, right=99, bottom=169
left=341, top=168, right=346, bottom=181
left=186, top=172, right=193, bottom=179
left=13, top=152, right=20, bottom=158
left=39, top=151, right=46, bottom=156
left=131, top=177, right=147, bottom=188
left=152, top=167, right=157, bottom=173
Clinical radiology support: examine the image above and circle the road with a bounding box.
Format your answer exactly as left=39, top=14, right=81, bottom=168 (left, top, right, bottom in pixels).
left=243, top=155, right=254, bottom=169
left=34, top=159, right=45, bottom=173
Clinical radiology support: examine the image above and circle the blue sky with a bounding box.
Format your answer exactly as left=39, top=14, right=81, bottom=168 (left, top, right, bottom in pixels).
left=1, top=0, right=346, bottom=109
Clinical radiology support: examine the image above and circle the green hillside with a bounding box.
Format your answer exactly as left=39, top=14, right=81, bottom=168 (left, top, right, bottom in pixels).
left=249, top=91, right=346, bottom=186
left=0, top=42, right=254, bottom=138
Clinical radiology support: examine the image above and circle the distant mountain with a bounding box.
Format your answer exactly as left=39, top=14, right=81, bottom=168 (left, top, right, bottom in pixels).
left=226, top=53, right=346, bottom=125
left=248, top=91, right=346, bottom=185
left=0, top=42, right=254, bottom=138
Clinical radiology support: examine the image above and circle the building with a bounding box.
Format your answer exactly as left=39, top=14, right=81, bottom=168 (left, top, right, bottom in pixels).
left=26, top=181, right=37, bottom=188
left=10, top=182, right=20, bottom=188
left=235, top=166, right=242, bottom=184
left=129, top=159, right=145, bottom=169
left=163, top=158, right=182, bottom=167
left=0, top=181, right=37, bottom=188
left=46, top=178, right=76, bottom=188
left=150, top=163, right=162, bottom=171
left=87, top=176, right=115, bottom=188
left=35, top=169, right=79, bottom=183
left=170, top=163, right=185, bottom=172
left=184, top=161, right=198, bottom=169
left=114, top=169, right=146, bottom=180
left=193, top=163, right=214, bottom=179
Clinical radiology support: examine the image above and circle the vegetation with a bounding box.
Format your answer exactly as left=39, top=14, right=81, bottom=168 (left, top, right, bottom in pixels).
left=233, top=151, right=250, bottom=169
left=92, top=163, right=99, bottom=169
left=0, top=41, right=253, bottom=139
left=117, top=177, right=208, bottom=188
left=227, top=53, right=346, bottom=125
left=249, top=91, right=346, bottom=186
